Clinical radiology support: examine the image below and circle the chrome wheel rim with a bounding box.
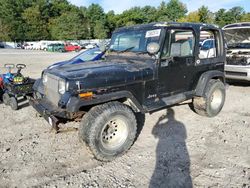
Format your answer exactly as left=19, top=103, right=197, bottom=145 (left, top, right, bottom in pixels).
left=210, top=89, right=223, bottom=110
left=100, top=115, right=129, bottom=150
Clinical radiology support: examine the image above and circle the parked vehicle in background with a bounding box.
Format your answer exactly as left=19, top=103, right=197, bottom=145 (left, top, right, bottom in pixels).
left=223, top=22, right=250, bottom=81
left=40, top=41, right=50, bottom=50
left=80, top=43, right=89, bottom=49
left=24, top=43, right=34, bottom=50
left=31, top=22, right=226, bottom=162
left=47, top=47, right=104, bottom=69
left=199, top=39, right=216, bottom=58
left=85, top=43, right=97, bottom=49
left=47, top=43, right=65, bottom=52
left=64, top=43, right=81, bottom=52
left=32, top=42, right=41, bottom=50
left=0, top=42, right=4, bottom=48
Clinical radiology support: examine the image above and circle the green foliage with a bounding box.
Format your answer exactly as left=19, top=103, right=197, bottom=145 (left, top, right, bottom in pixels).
left=214, top=7, right=245, bottom=27
left=198, top=6, right=213, bottom=23
left=0, top=18, right=11, bottom=41
left=86, top=4, right=106, bottom=38
left=178, top=11, right=200, bottom=23
left=156, top=0, right=187, bottom=22
left=49, top=11, right=88, bottom=40
left=94, top=20, right=107, bottom=39
left=0, top=0, right=249, bottom=41
left=22, top=5, right=49, bottom=40
left=241, top=13, right=250, bottom=22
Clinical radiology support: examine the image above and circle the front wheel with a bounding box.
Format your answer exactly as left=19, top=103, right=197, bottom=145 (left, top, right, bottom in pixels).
left=3, top=93, right=10, bottom=105
left=191, top=79, right=225, bottom=117
left=9, top=97, right=18, bottom=110
left=79, top=102, right=137, bottom=161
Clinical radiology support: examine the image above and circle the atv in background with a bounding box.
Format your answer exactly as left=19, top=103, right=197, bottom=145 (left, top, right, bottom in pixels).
left=1, top=64, right=35, bottom=110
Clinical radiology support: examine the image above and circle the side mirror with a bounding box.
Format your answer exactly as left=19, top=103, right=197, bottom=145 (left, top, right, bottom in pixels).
left=147, top=42, right=160, bottom=55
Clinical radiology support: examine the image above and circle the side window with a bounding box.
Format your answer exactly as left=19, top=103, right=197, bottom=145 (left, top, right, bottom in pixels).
left=199, top=30, right=217, bottom=59
left=162, top=29, right=195, bottom=58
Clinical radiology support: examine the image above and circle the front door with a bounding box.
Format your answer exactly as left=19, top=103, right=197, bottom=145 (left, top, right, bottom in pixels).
left=158, top=28, right=196, bottom=97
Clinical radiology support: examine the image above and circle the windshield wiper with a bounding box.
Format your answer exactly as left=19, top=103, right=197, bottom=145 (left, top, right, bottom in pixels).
left=135, top=51, right=148, bottom=55
left=110, top=46, right=135, bottom=53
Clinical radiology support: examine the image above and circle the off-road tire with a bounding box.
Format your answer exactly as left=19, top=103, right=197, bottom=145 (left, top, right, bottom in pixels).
left=79, top=101, right=137, bottom=161
left=192, top=79, right=225, bottom=117
left=3, top=93, right=10, bottom=105
left=9, top=97, right=18, bottom=110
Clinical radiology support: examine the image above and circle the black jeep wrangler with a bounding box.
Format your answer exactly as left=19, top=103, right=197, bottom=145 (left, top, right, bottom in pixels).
left=30, top=22, right=226, bottom=161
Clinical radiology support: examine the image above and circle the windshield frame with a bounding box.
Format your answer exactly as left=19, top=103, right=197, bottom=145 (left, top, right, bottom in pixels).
left=109, top=28, right=163, bottom=54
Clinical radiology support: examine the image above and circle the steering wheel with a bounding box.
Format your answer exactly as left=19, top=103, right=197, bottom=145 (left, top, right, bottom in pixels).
left=16, top=64, right=26, bottom=69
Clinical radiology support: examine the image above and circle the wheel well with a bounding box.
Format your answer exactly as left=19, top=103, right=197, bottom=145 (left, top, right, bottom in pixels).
left=78, top=97, right=141, bottom=113
left=211, top=76, right=225, bottom=83
left=195, top=71, right=225, bottom=96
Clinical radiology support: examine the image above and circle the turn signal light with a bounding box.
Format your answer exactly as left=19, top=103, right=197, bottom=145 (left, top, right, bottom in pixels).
left=79, top=92, right=93, bottom=98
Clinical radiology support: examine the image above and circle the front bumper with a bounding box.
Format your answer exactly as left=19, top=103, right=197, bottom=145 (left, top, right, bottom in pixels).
left=29, top=97, right=66, bottom=129
left=225, top=65, right=250, bottom=81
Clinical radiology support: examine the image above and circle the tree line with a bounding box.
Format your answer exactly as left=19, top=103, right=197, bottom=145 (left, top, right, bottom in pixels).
left=0, top=0, right=249, bottom=41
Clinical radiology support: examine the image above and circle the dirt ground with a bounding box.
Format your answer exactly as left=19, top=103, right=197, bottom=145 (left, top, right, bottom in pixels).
left=0, top=49, right=249, bottom=188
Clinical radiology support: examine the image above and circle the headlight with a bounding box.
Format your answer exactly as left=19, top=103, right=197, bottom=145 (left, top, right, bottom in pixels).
left=58, top=79, right=68, bottom=94
left=42, top=73, right=48, bottom=83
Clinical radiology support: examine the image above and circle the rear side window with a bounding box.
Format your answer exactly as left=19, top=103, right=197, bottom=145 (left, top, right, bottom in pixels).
left=199, top=30, right=219, bottom=59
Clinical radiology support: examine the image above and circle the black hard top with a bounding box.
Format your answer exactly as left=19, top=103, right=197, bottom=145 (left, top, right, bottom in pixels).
left=114, top=22, right=220, bottom=33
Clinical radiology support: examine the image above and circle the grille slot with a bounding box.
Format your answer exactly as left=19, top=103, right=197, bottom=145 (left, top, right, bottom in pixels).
left=225, top=71, right=247, bottom=77
left=44, top=74, right=61, bottom=106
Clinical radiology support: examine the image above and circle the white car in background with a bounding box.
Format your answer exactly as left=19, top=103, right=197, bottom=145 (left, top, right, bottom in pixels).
left=223, top=22, right=250, bottom=81
left=199, top=39, right=216, bottom=59
left=85, top=43, right=97, bottom=49
left=24, top=43, right=34, bottom=50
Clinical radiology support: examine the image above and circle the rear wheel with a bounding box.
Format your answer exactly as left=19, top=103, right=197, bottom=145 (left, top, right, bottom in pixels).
left=9, top=97, right=18, bottom=110
left=191, top=79, right=225, bottom=117
left=79, top=101, right=137, bottom=161
left=3, top=93, right=10, bottom=105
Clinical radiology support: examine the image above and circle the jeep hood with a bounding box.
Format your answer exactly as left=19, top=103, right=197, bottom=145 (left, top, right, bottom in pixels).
left=47, top=58, right=155, bottom=88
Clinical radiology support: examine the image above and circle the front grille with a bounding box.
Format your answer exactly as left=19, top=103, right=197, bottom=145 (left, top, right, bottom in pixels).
left=226, top=56, right=250, bottom=66
left=44, top=74, right=60, bottom=106
left=225, top=71, right=247, bottom=77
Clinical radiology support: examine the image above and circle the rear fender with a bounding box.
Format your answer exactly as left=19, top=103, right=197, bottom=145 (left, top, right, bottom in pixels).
left=195, top=70, right=225, bottom=96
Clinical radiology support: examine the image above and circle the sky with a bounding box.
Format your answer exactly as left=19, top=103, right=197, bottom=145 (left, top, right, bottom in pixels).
left=69, top=0, right=250, bottom=13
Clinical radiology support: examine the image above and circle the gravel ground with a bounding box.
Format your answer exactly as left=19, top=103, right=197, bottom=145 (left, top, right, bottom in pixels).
left=0, top=49, right=249, bottom=188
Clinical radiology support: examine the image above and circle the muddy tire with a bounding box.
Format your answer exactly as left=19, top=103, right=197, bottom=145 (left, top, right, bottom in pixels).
left=191, top=79, right=225, bottom=117
left=79, top=101, right=137, bottom=161
left=3, top=93, right=10, bottom=105
left=9, top=97, right=18, bottom=110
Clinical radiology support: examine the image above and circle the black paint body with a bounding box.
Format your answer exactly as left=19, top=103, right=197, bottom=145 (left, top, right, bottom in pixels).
left=30, top=22, right=226, bottom=123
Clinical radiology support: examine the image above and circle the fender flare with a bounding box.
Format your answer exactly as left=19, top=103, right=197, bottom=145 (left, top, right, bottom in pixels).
left=195, top=70, right=225, bottom=96
left=66, top=90, right=146, bottom=113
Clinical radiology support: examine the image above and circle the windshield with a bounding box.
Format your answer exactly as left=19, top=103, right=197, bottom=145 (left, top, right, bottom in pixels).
left=72, top=48, right=102, bottom=61
left=109, top=29, right=162, bottom=53
left=224, top=28, right=250, bottom=48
